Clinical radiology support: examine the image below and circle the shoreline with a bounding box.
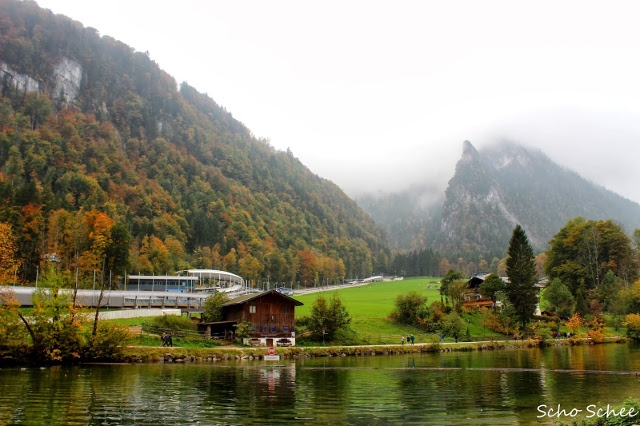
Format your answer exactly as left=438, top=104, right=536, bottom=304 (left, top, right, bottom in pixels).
left=116, top=336, right=626, bottom=364
left=0, top=337, right=626, bottom=366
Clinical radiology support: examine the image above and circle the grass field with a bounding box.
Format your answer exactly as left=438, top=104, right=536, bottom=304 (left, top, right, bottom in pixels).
left=291, top=277, right=623, bottom=343
left=294, top=277, right=442, bottom=318
left=293, top=277, right=446, bottom=344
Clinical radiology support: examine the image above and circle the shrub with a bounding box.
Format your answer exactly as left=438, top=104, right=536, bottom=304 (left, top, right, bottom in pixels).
left=151, top=314, right=197, bottom=331
left=441, top=312, right=466, bottom=340
left=86, top=322, right=132, bottom=360
left=566, top=313, right=583, bottom=337
left=390, top=291, right=428, bottom=325
left=624, top=314, right=640, bottom=341
left=532, top=323, right=553, bottom=341
left=234, top=318, right=253, bottom=341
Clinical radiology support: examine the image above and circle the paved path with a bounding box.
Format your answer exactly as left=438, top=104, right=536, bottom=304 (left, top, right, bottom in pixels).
left=293, top=282, right=372, bottom=296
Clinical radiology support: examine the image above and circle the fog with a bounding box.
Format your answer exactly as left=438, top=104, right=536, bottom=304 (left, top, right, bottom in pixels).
left=36, top=0, right=640, bottom=203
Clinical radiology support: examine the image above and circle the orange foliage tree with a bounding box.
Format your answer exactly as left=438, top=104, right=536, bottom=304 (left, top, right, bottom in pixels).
left=0, top=222, right=21, bottom=285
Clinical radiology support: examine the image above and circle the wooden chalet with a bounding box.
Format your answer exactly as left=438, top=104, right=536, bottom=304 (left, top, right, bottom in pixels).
left=463, top=274, right=498, bottom=309
left=199, top=290, right=303, bottom=347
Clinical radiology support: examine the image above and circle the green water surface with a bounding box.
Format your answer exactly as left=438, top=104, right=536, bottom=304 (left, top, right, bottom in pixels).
left=1, top=343, right=640, bottom=425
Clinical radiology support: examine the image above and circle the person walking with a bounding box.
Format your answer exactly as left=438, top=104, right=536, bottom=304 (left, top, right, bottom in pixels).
left=410, top=334, right=414, bottom=345
left=401, top=336, right=405, bottom=345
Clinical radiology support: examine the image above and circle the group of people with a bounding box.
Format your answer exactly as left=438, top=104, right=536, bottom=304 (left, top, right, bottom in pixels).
left=161, top=333, right=173, bottom=347
left=401, top=334, right=415, bottom=345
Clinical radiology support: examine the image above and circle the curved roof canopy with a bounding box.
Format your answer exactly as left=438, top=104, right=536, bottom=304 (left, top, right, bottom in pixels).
left=177, top=269, right=244, bottom=282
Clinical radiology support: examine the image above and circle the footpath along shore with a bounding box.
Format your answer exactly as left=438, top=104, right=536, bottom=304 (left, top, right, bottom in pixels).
left=117, top=336, right=626, bottom=364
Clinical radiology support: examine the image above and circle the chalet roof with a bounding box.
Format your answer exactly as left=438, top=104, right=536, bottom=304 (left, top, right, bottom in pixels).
left=467, top=274, right=509, bottom=289
left=198, top=320, right=239, bottom=327
left=222, top=289, right=304, bottom=307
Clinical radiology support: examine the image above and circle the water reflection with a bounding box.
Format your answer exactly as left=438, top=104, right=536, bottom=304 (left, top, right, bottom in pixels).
left=0, top=344, right=639, bottom=424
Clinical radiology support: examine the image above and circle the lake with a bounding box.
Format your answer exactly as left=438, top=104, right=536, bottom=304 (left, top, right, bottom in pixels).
left=1, top=343, right=640, bottom=424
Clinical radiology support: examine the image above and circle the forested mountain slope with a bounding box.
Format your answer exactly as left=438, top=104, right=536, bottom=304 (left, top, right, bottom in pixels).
left=0, top=0, right=389, bottom=284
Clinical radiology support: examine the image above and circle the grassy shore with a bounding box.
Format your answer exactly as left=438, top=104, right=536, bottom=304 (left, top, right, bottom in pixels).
left=117, top=337, right=627, bottom=364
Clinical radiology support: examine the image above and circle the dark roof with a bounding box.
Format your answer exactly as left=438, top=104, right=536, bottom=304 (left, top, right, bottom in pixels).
left=198, top=320, right=239, bottom=326
left=222, top=289, right=303, bottom=307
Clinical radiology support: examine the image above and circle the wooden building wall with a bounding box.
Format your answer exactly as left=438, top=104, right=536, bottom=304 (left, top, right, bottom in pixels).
left=224, top=293, right=297, bottom=337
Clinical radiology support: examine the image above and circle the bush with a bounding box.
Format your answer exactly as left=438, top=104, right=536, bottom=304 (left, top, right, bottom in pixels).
left=624, top=314, right=640, bottom=341
left=441, top=312, right=466, bottom=340
left=151, top=315, right=197, bottom=331
left=86, top=322, right=132, bottom=360
left=390, top=291, right=428, bottom=325
left=532, top=323, right=553, bottom=341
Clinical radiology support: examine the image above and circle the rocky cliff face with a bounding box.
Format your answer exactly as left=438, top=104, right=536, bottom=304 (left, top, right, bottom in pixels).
left=53, top=57, right=82, bottom=102
left=437, top=140, right=640, bottom=255
left=358, top=139, right=640, bottom=259
left=439, top=140, right=516, bottom=257
left=1, top=57, right=82, bottom=103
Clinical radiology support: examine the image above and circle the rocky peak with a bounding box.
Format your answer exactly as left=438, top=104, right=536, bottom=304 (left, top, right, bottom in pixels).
left=460, top=140, right=481, bottom=165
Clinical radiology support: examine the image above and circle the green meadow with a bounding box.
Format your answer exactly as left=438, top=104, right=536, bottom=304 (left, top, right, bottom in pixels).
left=293, top=277, right=447, bottom=344
left=292, top=278, right=621, bottom=344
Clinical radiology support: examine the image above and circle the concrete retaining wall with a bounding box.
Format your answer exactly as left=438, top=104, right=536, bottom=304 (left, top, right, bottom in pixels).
left=97, top=308, right=182, bottom=320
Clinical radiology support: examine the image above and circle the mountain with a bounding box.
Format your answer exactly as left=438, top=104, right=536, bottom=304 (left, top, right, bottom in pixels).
left=356, top=184, right=443, bottom=252
left=359, top=140, right=640, bottom=262
left=0, top=0, right=390, bottom=283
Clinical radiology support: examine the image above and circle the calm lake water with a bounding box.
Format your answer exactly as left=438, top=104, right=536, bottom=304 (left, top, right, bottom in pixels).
left=1, top=344, right=640, bottom=425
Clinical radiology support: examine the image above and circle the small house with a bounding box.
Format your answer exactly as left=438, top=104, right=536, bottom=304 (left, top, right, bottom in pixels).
left=463, top=274, right=500, bottom=309
left=199, top=289, right=303, bottom=347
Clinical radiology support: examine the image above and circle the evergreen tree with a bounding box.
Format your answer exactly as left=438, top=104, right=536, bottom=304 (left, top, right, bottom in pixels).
left=308, top=293, right=351, bottom=341
left=505, top=225, right=538, bottom=327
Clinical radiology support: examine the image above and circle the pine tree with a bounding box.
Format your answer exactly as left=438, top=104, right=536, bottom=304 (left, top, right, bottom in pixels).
left=505, top=225, right=538, bottom=328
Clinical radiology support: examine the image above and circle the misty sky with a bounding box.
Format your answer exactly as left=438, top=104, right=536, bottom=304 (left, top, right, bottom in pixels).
left=36, top=0, right=640, bottom=203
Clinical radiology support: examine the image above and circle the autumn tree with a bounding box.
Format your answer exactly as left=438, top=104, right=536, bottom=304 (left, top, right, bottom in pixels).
left=0, top=222, right=21, bottom=285
left=448, top=279, right=469, bottom=311
left=297, top=248, right=317, bottom=286
left=625, top=314, right=640, bottom=341
left=545, top=217, right=636, bottom=294
left=440, top=269, right=464, bottom=299
left=505, top=225, right=538, bottom=328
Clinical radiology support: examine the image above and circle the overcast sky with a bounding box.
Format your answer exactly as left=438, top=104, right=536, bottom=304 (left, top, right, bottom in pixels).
left=36, top=0, right=640, bottom=203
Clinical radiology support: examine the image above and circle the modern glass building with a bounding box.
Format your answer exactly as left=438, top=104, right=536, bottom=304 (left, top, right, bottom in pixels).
left=125, top=275, right=198, bottom=292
